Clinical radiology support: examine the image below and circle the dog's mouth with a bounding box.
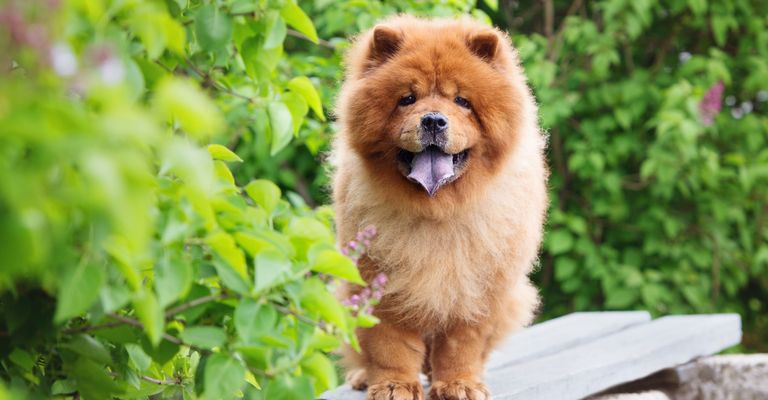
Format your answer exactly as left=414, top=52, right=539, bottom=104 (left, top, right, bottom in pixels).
left=397, top=146, right=470, bottom=197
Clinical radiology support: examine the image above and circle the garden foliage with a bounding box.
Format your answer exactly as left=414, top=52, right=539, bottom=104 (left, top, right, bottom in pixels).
left=490, top=0, right=768, bottom=351
left=1, top=0, right=767, bottom=399
left=0, top=0, right=375, bottom=398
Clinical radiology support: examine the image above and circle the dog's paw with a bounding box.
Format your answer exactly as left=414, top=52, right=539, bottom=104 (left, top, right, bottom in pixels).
left=428, top=380, right=490, bottom=400
left=346, top=368, right=368, bottom=390
left=366, top=381, right=424, bottom=400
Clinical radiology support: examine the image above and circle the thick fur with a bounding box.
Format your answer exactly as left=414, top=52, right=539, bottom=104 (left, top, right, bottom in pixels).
left=332, top=15, right=548, bottom=400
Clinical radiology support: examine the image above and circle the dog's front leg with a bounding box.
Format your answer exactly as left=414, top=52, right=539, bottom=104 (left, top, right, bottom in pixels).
left=360, top=320, right=426, bottom=400
left=428, top=322, right=492, bottom=400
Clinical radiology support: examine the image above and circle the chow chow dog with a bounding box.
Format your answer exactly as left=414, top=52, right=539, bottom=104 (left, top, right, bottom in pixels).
left=331, top=15, right=548, bottom=400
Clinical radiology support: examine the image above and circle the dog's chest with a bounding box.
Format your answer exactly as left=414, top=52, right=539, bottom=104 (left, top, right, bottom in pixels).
left=368, top=214, right=513, bottom=324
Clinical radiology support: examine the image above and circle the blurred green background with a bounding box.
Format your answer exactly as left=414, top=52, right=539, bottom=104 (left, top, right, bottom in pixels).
left=0, top=0, right=766, bottom=398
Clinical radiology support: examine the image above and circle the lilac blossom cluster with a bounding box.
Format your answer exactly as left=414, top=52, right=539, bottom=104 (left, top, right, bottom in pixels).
left=340, top=225, right=377, bottom=263
left=339, top=225, right=388, bottom=315
left=342, top=272, right=388, bottom=315
left=0, top=2, right=125, bottom=92
left=699, top=81, right=724, bottom=126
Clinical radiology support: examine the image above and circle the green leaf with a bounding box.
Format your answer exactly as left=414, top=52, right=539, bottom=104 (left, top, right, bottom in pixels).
left=287, top=76, right=325, bottom=121
left=285, top=217, right=332, bottom=241
left=264, top=13, right=287, bottom=49
left=195, top=4, right=233, bottom=52
left=125, top=343, right=152, bottom=372
left=245, top=179, right=281, bottom=214
left=554, top=257, right=578, bottom=281
left=153, top=78, right=224, bottom=138
left=203, top=353, right=246, bottom=400
left=155, top=252, right=193, bottom=307
left=264, top=374, right=314, bottom=400
left=300, top=352, right=337, bottom=394
left=128, top=11, right=167, bottom=59
left=213, top=160, right=236, bottom=186
left=211, top=259, right=251, bottom=295
left=160, top=14, right=186, bottom=54
left=100, top=284, right=131, bottom=314
left=605, top=287, right=640, bottom=309
left=307, top=331, right=341, bottom=352
left=133, top=291, right=164, bottom=346
left=179, top=326, right=226, bottom=349
left=254, top=250, right=292, bottom=294
left=51, top=380, right=77, bottom=396
left=207, top=231, right=248, bottom=280
left=310, top=250, right=365, bottom=285
left=356, top=313, right=380, bottom=328
left=8, top=349, right=35, bottom=372
left=55, top=262, right=105, bottom=323
left=281, top=92, right=309, bottom=133
left=547, top=229, right=574, bottom=255
left=141, top=336, right=180, bottom=366
left=238, top=345, right=270, bottom=371
left=300, top=278, right=347, bottom=332
left=268, top=101, right=293, bottom=156
left=234, top=232, right=275, bottom=256
left=482, top=0, right=499, bottom=11
left=207, top=144, right=243, bottom=162
left=67, top=358, right=123, bottom=399
left=234, top=299, right=278, bottom=343
left=279, top=3, right=318, bottom=43
left=63, top=335, right=112, bottom=365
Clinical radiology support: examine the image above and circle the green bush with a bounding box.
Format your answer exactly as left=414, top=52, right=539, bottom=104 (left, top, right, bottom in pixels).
left=495, top=0, right=768, bottom=350
left=0, top=0, right=376, bottom=398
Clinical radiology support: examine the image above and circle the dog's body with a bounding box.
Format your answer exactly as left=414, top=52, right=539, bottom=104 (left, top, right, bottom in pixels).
left=332, top=16, right=547, bottom=400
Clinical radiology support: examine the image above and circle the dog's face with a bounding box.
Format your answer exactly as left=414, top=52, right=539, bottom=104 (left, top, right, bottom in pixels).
left=338, top=18, right=526, bottom=207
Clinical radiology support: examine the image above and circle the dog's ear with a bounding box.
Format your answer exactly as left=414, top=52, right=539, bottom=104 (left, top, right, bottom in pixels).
left=467, top=31, right=499, bottom=61
left=369, top=25, right=402, bottom=63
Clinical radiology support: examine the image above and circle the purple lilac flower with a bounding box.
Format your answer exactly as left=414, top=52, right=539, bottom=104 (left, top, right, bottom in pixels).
left=340, top=226, right=390, bottom=317
left=699, top=81, right=724, bottom=126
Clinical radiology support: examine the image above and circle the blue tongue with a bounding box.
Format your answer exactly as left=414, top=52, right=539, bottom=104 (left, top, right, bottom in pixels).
left=407, top=147, right=454, bottom=197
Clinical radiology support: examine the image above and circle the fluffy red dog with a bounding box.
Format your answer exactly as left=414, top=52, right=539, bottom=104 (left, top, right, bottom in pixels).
left=332, top=15, right=548, bottom=400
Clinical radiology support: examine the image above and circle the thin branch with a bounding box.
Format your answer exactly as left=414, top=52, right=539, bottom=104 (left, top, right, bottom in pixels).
left=286, top=29, right=336, bottom=49
left=107, top=314, right=188, bottom=348
left=141, top=375, right=179, bottom=386
left=622, top=176, right=653, bottom=190
left=165, top=293, right=232, bottom=318
left=542, top=0, right=555, bottom=45
left=183, top=58, right=256, bottom=103
left=548, top=0, right=584, bottom=61
left=63, top=320, right=123, bottom=334
left=274, top=305, right=326, bottom=329
left=153, top=60, right=174, bottom=74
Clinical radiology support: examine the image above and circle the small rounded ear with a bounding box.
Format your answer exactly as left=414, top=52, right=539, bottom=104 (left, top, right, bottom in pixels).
left=370, top=25, right=402, bottom=62
left=467, top=31, right=499, bottom=61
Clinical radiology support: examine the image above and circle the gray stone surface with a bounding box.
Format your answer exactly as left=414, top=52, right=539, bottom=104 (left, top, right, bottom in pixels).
left=670, top=354, right=768, bottom=400
left=592, top=391, right=671, bottom=400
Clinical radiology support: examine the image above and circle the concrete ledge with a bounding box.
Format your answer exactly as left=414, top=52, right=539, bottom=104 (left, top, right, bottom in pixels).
left=591, top=391, right=670, bottom=400
left=593, top=354, right=768, bottom=400
left=672, top=354, right=768, bottom=400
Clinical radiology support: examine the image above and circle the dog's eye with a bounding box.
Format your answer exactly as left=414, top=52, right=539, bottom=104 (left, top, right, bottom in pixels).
left=454, top=96, right=471, bottom=109
left=398, top=94, right=416, bottom=106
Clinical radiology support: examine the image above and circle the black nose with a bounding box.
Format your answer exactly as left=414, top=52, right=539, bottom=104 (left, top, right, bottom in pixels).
left=421, top=112, right=448, bottom=133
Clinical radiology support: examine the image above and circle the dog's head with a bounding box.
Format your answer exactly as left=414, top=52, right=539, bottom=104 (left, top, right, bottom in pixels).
left=337, top=16, right=528, bottom=208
